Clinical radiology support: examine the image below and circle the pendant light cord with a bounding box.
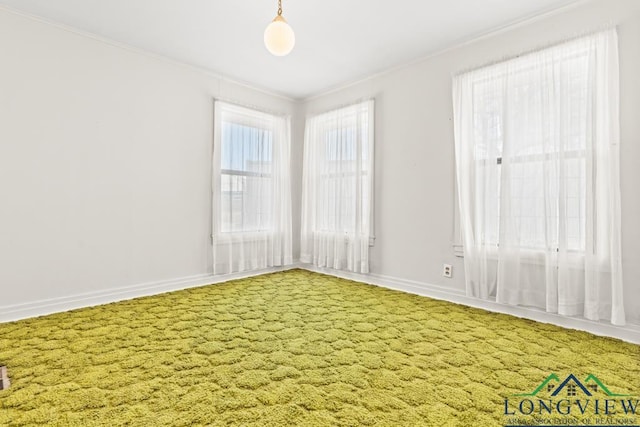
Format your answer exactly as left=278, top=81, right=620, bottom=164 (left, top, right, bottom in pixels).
left=277, top=0, right=283, bottom=16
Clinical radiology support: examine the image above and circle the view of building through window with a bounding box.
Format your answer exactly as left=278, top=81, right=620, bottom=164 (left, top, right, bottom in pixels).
left=220, top=122, right=274, bottom=233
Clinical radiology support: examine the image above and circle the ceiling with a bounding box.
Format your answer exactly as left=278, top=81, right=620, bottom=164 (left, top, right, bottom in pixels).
left=0, top=0, right=580, bottom=99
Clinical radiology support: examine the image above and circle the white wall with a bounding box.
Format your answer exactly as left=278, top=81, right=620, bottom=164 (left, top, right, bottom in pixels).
left=1, top=0, right=639, bottom=327
left=0, top=8, right=296, bottom=308
left=300, top=0, right=640, bottom=325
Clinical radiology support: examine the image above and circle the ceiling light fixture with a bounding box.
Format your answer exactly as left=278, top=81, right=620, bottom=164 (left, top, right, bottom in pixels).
left=264, top=0, right=295, bottom=57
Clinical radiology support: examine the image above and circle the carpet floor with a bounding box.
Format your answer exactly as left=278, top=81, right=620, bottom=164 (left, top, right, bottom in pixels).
left=0, top=269, right=638, bottom=426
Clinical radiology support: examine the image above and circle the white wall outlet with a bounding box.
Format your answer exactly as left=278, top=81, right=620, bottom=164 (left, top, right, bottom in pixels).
left=443, top=264, right=453, bottom=278
left=0, top=366, right=9, bottom=390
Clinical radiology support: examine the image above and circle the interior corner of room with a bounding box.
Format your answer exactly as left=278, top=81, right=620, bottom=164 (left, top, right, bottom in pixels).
left=1, top=0, right=639, bottom=357
left=1, top=0, right=640, bottom=425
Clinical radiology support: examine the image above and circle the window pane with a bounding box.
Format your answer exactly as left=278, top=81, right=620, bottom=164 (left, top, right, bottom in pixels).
left=220, top=122, right=273, bottom=233
left=221, top=122, right=273, bottom=174
left=320, top=123, right=368, bottom=233
left=471, top=53, right=588, bottom=252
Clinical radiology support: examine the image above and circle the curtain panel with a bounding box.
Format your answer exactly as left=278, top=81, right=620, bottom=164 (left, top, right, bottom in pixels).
left=212, top=101, right=293, bottom=274
left=301, top=100, right=375, bottom=273
left=452, top=29, right=625, bottom=325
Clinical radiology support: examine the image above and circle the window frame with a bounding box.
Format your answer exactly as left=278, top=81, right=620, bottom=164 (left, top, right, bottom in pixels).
left=453, top=47, right=592, bottom=258
left=212, top=102, right=283, bottom=240
left=304, top=100, right=376, bottom=247
left=320, top=124, right=368, bottom=230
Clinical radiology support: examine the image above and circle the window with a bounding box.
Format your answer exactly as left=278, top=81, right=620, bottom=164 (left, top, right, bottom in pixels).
left=318, top=124, right=371, bottom=234
left=212, top=101, right=293, bottom=274
left=300, top=100, right=375, bottom=273
left=453, top=29, right=625, bottom=325
left=470, top=52, right=589, bottom=252
left=219, top=122, right=273, bottom=233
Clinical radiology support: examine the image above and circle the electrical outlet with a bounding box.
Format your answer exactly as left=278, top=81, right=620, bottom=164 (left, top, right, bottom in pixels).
left=443, top=264, right=453, bottom=278
left=0, top=366, right=9, bottom=390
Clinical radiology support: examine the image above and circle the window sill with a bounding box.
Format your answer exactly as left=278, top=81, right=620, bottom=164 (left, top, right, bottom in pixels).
left=453, top=245, right=590, bottom=266
left=453, top=244, right=464, bottom=258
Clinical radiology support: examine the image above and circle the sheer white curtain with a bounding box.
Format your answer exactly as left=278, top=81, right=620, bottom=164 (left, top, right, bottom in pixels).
left=212, top=101, right=293, bottom=274
left=453, top=29, right=625, bottom=325
left=301, top=100, right=375, bottom=273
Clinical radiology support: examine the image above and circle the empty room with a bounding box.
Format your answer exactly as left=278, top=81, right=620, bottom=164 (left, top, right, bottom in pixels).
left=1, top=0, right=639, bottom=426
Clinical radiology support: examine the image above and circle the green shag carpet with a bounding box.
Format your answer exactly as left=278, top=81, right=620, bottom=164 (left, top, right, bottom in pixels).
left=0, top=269, right=638, bottom=426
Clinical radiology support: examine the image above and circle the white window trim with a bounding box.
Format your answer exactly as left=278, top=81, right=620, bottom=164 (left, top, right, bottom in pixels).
left=212, top=101, right=284, bottom=239
left=311, top=102, right=376, bottom=246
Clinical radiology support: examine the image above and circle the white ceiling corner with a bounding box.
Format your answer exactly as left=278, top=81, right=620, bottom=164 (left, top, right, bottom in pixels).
left=0, top=0, right=581, bottom=100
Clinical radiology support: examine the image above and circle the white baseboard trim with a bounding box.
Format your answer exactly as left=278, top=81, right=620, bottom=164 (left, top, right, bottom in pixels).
left=302, top=264, right=640, bottom=345
left=2, top=262, right=638, bottom=344
left=0, top=263, right=302, bottom=324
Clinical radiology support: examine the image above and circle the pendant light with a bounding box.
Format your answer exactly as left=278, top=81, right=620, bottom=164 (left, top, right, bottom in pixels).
left=264, top=0, right=295, bottom=56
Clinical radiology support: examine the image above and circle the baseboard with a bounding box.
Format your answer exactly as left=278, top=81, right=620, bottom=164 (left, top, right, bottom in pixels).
left=0, top=263, right=302, bottom=324
left=302, top=264, right=640, bottom=345
left=2, top=262, right=638, bottom=344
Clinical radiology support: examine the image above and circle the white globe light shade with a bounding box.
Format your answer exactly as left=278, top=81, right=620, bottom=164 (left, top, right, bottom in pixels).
left=264, top=16, right=295, bottom=56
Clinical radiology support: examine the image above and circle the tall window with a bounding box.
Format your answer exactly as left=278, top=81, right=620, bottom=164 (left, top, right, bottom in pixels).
left=471, top=52, right=589, bottom=252
left=212, top=101, right=292, bottom=274
left=453, top=29, right=625, bottom=325
left=300, top=100, right=374, bottom=273
left=220, top=122, right=273, bottom=233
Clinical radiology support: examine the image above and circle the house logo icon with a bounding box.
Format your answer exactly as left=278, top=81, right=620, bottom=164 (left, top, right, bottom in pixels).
left=513, top=373, right=632, bottom=398
left=503, top=373, right=639, bottom=426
